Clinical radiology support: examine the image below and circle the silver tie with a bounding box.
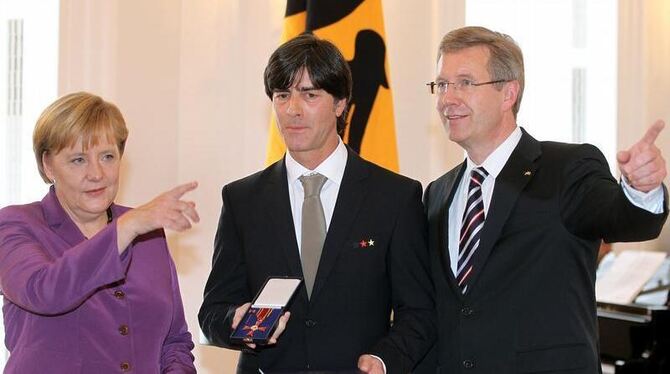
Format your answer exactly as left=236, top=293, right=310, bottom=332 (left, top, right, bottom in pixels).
left=299, top=173, right=328, bottom=299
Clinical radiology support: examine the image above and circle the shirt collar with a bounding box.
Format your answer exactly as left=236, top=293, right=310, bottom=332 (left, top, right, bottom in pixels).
left=285, top=138, right=347, bottom=186
left=466, top=126, right=522, bottom=178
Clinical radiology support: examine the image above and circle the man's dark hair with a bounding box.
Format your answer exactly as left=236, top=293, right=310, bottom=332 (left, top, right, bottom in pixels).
left=264, top=33, right=352, bottom=136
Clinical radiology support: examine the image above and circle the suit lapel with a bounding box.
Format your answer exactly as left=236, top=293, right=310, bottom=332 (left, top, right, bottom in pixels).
left=466, top=129, right=541, bottom=294
left=435, top=163, right=466, bottom=295
left=310, top=149, right=369, bottom=301
left=262, top=160, right=303, bottom=277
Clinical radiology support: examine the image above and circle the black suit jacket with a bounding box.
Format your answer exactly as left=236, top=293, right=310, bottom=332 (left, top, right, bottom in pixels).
left=199, top=148, right=435, bottom=374
left=416, top=129, right=667, bottom=374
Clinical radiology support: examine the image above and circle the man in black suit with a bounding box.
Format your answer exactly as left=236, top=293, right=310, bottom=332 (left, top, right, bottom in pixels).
left=199, top=34, right=435, bottom=374
left=417, top=26, right=668, bottom=373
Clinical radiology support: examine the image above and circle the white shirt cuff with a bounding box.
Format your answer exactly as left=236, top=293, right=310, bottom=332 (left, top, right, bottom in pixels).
left=620, top=178, right=665, bottom=214
left=369, top=355, right=387, bottom=374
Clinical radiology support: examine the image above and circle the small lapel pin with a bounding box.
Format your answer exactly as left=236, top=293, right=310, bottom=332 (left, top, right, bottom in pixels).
left=354, top=238, right=375, bottom=248
left=524, top=170, right=532, bottom=176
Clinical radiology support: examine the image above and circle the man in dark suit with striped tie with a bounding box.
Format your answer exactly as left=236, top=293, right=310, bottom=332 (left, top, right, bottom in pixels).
left=416, top=26, right=668, bottom=373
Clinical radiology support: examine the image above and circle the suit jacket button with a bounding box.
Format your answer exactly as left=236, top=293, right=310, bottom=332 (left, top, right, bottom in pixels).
left=114, top=290, right=125, bottom=299
left=120, top=362, right=131, bottom=371
left=119, top=324, right=129, bottom=335
left=461, top=307, right=473, bottom=317
left=305, top=319, right=317, bottom=328
left=463, top=359, right=475, bottom=369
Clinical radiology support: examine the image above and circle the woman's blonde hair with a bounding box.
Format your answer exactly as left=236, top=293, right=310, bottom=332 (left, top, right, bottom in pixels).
left=33, top=92, right=128, bottom=183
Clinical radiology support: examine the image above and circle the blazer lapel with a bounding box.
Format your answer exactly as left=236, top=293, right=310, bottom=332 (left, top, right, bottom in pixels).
left=42, top=186, right=87, bottom=248
left=261, top=160, right=303, bottom=277
left=310, top=149, right=369, bottom=301
left=435, top=163, right=467, bottom=295
left=466, top=129, right=541, bottom=293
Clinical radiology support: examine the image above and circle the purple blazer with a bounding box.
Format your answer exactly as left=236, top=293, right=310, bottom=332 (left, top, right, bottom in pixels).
left=0, top=187, right=195, bottom=373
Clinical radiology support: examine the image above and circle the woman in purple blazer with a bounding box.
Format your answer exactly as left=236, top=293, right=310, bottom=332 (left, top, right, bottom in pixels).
left=0, top=92, right=199, bottom=373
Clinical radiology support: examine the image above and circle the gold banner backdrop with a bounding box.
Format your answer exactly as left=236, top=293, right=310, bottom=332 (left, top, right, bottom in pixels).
left=265, top=0, right=399, bottom=172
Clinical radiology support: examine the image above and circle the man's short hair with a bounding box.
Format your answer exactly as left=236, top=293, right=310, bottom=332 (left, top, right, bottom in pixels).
left=438, top=26, right=525, bottom=117
left=264, top=33, right=353, bottom=135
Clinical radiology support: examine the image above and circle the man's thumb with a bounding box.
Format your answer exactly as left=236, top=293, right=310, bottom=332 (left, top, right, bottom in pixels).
left=617, top=150, right=631, bottom=165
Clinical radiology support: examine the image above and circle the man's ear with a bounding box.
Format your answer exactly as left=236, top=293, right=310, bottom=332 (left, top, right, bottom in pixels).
left=501, top=80, right=520, bottom=112
left=334, top=98, right=347, bottom=117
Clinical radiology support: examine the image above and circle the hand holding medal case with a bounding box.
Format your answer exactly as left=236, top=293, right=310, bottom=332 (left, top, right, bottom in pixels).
left=230, top=277, right=302, bottom=345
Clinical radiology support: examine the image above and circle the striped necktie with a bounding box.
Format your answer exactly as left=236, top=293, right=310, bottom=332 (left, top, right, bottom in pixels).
left=456, top=167, right=488, bottom=294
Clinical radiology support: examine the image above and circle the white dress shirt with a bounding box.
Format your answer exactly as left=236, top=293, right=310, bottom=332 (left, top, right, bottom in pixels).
left=284, top=139, right=387, bottom=373
left=447, top=126, right=664, bottom=275
left=285, top=139, right=348, bottom=254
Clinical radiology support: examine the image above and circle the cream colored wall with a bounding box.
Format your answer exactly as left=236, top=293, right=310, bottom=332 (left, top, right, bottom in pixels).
left=385, top=0, right=466, bottom=182
left=173, top=2, right=286, bottom=371
left=616, top=0, right=670, bottom=252
left=57, top=0, right=667, bottom=372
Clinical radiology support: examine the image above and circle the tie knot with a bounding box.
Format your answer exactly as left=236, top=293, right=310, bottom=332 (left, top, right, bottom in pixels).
left=300, top=173, right=327, bottom=198
left=471, top=167, right=488, bottom=184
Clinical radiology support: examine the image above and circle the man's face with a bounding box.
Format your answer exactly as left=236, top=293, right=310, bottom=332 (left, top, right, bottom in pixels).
left=435, top=46, right=507, bottom=152
left=272, top=68, right=346, bottom=166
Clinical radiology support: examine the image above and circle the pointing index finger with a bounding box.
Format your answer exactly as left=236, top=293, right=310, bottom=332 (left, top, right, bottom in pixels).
left=641, top=120, right=665, bottom=145
left=168, top=181, right=199, bottom=198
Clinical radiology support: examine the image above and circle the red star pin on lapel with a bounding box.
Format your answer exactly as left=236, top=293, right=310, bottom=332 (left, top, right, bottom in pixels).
left=359, top=240, right=368, bottom=248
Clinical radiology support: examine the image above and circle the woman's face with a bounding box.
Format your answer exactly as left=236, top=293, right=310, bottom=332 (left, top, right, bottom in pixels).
left=43, top=135, right=121, bottom=225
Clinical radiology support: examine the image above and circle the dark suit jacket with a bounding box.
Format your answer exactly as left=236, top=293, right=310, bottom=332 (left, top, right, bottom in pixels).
left=199, top=148, right=435, bottom=374
left=416, top=129, right=667, bottom=374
